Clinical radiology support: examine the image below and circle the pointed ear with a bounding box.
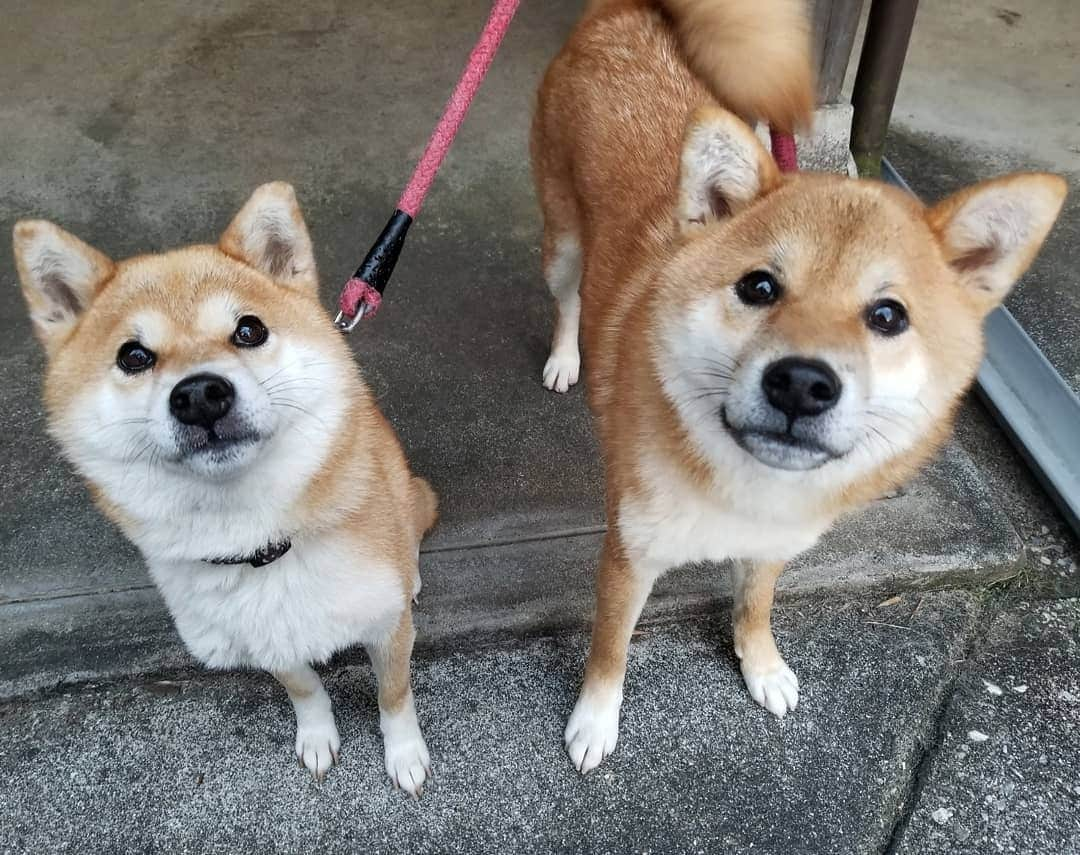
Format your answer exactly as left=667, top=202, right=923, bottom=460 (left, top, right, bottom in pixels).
left=677, top=106, right=781, bottom=233
left=927, top=173, right=1067, bottom=311
left=218, top=182, right=318, bottom=290
left=13, top=220, right=115, bottom=352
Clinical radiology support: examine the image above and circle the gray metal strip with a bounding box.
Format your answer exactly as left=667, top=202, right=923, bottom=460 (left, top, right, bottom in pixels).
left=883, top=158, right=1080, bottom=535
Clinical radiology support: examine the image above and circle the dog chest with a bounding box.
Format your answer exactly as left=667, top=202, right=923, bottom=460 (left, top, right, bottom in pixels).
left=617, top=460, right=829, bottom=573
left=149, top=538, right=405, bottom=672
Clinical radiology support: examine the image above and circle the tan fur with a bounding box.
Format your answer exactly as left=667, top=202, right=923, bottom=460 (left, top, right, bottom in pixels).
left=536, top=1, right=1066, bottom=769
left=410, top=476, right=439, bottom=540
left=585, top=0, right=814, bottom=131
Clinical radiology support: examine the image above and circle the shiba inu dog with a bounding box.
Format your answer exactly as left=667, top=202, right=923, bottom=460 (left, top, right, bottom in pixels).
left=14, top=183, right=437, bottom=794
left=531, top=0, right=1066, bottom=773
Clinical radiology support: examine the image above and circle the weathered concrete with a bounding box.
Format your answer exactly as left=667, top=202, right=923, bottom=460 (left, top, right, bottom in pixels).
left=894, top=598, right=1080, bottom=853
left=0, top=592, right=977, bottom=855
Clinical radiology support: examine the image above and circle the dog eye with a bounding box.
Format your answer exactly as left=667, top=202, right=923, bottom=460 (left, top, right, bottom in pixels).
left=232, top=315, right=269, bottom=347
left=867, top=299, right=909, bottom=336
left=735, top=271, right=782, bottom=306
left=116, top=341, right=156, bottom=374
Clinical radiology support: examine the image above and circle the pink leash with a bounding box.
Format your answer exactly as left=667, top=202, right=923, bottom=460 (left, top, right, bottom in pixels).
left=335, top=0, right=522, bottom=331
left=769, top=129, right=799, bottom=174
left=335, top=0, right=798, bottom=332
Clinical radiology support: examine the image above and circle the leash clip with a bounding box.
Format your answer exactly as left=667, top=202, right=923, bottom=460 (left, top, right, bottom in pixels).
left=334, top=302, right=370, bottom=333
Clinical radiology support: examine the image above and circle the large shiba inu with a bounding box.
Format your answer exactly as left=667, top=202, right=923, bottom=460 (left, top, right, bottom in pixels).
left=15, top=183, right=436, bottom=794
left=532, top=0, right=1066, bottom=773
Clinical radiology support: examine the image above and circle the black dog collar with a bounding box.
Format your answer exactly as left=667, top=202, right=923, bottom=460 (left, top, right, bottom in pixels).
left=205, top=538, right=292, bottom=568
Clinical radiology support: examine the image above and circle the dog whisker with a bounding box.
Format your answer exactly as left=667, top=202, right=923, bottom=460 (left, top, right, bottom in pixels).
left=270, top=399, right=329, bottom=429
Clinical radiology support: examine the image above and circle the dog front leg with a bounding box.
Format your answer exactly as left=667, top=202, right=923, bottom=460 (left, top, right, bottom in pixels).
left=565, top=533, right=655, bottom=774
left=272, top=664, right=340, bottom=781
left=731, top=559, right=799, bottom=717
left=366, top=608, right=430, bottom=797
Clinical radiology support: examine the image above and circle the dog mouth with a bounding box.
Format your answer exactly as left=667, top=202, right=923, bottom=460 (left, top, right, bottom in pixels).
left=176, top=426, right=262, bottom=462
left=721, top=409, right=841, bottom=471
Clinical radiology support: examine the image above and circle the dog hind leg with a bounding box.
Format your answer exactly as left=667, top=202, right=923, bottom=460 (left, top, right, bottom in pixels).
left=541, top=230, right=583, bottom=393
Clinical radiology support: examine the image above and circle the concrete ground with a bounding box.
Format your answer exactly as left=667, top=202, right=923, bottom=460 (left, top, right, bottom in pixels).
left=1, top=0, right=1078, bottom=853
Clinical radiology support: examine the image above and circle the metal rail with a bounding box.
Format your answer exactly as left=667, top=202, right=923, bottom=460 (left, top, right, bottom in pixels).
left=883, top=159, right=1080, bottom=535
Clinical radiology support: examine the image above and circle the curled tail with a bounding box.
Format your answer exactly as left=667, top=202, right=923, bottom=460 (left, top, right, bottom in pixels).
left=589, top=0, right=815, bottom=133
left=410, top=476, right=438, bottom=538
left=657, top=0, right=815, bottom=132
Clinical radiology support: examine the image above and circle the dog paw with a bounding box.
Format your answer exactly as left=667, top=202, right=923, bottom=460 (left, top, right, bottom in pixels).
left=542, top=350, right=580, bottom=393
left=564, top=689, right=621, bottom=775
left=741, top=660, right=799, bottom=718
left=384, top=732, right=431, bottom=798
left=295, top=719, right=340, bottom=781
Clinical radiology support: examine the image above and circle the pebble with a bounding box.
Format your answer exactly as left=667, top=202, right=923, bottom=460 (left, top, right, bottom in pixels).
left=984, top=680, right=1004, bottom=696
left=931, top=807, right=954, bottom=825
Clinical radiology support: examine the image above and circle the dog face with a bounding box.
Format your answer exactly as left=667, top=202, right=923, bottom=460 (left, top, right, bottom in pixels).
left=657, top=108, right=1066, bottom=482
left=14, top=183, right=351, bottom=509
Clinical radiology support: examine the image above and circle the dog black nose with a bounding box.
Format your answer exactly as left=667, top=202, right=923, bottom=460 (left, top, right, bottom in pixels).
left=762, top=357, right=841, bottom=418
left=169, top=373, right=235, bottom=428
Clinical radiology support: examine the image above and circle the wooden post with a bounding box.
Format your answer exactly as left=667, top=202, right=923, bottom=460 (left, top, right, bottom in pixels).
left=810, top=0, right=865, bottom=104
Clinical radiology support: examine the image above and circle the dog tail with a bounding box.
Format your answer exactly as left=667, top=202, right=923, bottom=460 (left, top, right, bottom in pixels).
left=410, top=476, right=439, bottom=537
left=654, top=0, right=816, bottom=133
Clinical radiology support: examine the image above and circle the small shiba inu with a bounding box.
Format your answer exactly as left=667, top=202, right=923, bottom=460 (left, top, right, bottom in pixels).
left=14, top=183, right=437, bottom=794
left=531, top=0, right=1066, bottom=773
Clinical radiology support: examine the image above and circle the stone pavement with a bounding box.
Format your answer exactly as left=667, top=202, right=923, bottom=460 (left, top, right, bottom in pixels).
left=2, top=592, right=1077, bottom=854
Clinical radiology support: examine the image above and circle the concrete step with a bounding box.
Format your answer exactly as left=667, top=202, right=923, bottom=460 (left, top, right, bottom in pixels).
left=0, top=440, right=1020, bottom=698
left=0, top=0, right=1022, bottom=698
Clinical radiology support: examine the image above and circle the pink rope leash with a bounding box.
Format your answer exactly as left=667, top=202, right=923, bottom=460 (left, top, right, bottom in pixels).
left=335, top=0, right=796, bottom=331
left=769, top=129, right=799, bottom=173
left=336, top=0, right=522, bottom=331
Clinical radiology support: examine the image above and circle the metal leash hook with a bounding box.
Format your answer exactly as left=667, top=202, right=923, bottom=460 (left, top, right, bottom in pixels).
left=334, top=210, right=412, bottom=331
left=333, top=0, right=521, bottom=333
left=333, top=302, right=370, bottom=332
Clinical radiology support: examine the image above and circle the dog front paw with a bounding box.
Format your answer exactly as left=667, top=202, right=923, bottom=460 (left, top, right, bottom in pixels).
left=295, top=719, right=341, bottom=781
left=564, top=688, right=621, bottom=775
left=542, top=349, right=580, bottom=393
left=381, top=703, right=431, bottom=797
left=741, top=659, right=799, bottom=717
left=384, top=734, right=431, bottom=798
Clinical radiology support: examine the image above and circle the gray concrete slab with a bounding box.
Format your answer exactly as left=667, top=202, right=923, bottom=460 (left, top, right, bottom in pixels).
left=0, top=592, right=977, bottom=855
left=0, top=0, right=1024, bottom=695
left=894, top=598, right=1080, bottom=853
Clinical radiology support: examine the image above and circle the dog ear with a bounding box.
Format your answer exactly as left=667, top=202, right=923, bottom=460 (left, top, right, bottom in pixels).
left=927, top=173, right=1066, bottom=312
left=13, top=220, right=115, bottom=353
left=677, top=106, right=781, bottom=233
left=219, top=182, right=318, bottom=291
